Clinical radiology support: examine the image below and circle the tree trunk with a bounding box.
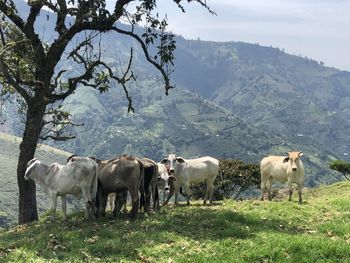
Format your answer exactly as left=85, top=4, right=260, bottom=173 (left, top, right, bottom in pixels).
left=17, top=103, right=46, bottom=224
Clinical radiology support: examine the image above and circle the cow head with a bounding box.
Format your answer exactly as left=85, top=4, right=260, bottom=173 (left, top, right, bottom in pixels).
left=160, top=154, right=185, bottom=175
left=24, top=158, right=39, bottom=180
left=283, top=151, right=303, bottom=172
left=157, top=163, right=176, bottom=190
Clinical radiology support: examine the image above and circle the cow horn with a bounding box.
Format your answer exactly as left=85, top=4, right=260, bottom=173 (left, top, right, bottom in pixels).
left=298, top=152, right=303, bottom=157
left=27, top=158, right=38, bottom=167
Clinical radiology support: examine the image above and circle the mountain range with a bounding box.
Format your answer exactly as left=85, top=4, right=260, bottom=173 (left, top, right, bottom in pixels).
left=1, top=1, right=348, bottom=189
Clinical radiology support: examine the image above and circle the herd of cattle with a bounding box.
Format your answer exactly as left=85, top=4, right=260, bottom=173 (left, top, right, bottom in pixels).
left=23, top=151, right=305, bottom=221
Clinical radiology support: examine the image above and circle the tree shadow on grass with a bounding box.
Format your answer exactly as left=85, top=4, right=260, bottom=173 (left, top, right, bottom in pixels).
left=0, top=205, right=306, bottom=262
left=155, top=206, right=305, bottom=241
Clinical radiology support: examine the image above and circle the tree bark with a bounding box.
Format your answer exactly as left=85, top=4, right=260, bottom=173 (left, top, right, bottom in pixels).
left=17, top=103, right=46, bottom=224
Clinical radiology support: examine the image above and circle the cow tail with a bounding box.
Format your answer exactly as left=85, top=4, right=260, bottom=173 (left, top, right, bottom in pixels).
left=154, top=163, right=159, bottom=207
left=138, top=160, right=145, bottom=202
left=91, top=163, right=98, bottom=202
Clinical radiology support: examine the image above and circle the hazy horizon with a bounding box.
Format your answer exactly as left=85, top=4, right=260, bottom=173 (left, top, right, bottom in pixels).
left=117, top=0, right=350, bottom=72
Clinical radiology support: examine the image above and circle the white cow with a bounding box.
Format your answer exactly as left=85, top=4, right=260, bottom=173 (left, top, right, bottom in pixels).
left=156, top=162, right=176, bottom=205
left=24, top=157, right=98, bottom=221
left=161, top=154, right=219, bottom=205
left=260, top=151, right=305, bottom=204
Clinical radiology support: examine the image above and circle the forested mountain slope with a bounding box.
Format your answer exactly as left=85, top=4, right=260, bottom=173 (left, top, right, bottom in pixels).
left=173, top=39, right=350, bottom=160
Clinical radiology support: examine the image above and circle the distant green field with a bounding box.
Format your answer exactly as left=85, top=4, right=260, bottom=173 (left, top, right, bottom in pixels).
left=1, top=182, right=350, bottom=262
left=0, top=132, right=72, bottom=227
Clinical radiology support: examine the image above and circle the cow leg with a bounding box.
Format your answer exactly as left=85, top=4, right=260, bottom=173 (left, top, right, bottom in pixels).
left=114, top=191, right=127, bottom=217
left=129, top=188, right=139, bottom=220
left=82, top=188, right=94, bottom=220
left=162, top=188, right=166, bottom=205
left=164, top=181, right=175, bottom=205
left=266, top=180, right=272, bottom=201
left=61, top=195, right=67, bottom=220
left=145, top=187, right=152, bottom=215
left=207, top=181, right=215, bottom=205
left=97, top=191, right=108, bottom=218
left=51, top=195, right=58, bottom=222
left=183, top=183, right=191, bottom=206
left=298, top=184, right=303, bottom=204
left=288, top=180, right=293, bottom=202
left=153, top=185, right=160, bottom=212
left=260, top=181, right=266, bottom=201
left=203, top=182, right=209, bottom=205
left=174, top=182, right=181, bottom=206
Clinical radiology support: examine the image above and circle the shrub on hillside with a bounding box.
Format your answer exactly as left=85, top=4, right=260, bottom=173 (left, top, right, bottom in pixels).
left=191, top=159, right=260, bottom=201
left=329, top=160, right=350, bottom=180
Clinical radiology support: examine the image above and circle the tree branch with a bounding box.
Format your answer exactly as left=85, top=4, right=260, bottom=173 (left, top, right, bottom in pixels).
left=0, top=59, right=31, bottom=103
left=56, top=0, right=67, bottom=34
left=39, top=134, right=76, bottom=141
left=25, top=2, right=43, bottom=34
left=112, top=26, right=174, bottom=95
left=0, top=2, right=25, bottom=30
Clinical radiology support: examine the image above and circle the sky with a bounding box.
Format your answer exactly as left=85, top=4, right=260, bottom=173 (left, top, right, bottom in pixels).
left=126, top=0, right=350, bottom=72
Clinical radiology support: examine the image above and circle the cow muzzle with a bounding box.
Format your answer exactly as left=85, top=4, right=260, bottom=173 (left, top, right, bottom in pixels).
left=292, top=168, right=297, bottom=172
left=169, top=169, right=175, bottom=174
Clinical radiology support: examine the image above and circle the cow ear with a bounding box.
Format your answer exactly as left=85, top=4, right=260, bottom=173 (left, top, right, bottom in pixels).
left=176, top=157, right=185, bottom=163
left=283, top=157, right=289, bottom=163
left=160, top=158, right=168, bottom=164
left=67, top=154, right=78, bottom=163
left=298, top=152, right=303, bottom=157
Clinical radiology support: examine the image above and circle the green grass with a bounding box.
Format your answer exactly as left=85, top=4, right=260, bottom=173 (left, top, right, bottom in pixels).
left=1, top=181, right=350, bottom=262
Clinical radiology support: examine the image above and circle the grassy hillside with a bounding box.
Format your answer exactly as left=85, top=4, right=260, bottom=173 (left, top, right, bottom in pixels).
left=0, top=133, right=72, bottom=228
left=1, top=181, right=350, bottom=262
